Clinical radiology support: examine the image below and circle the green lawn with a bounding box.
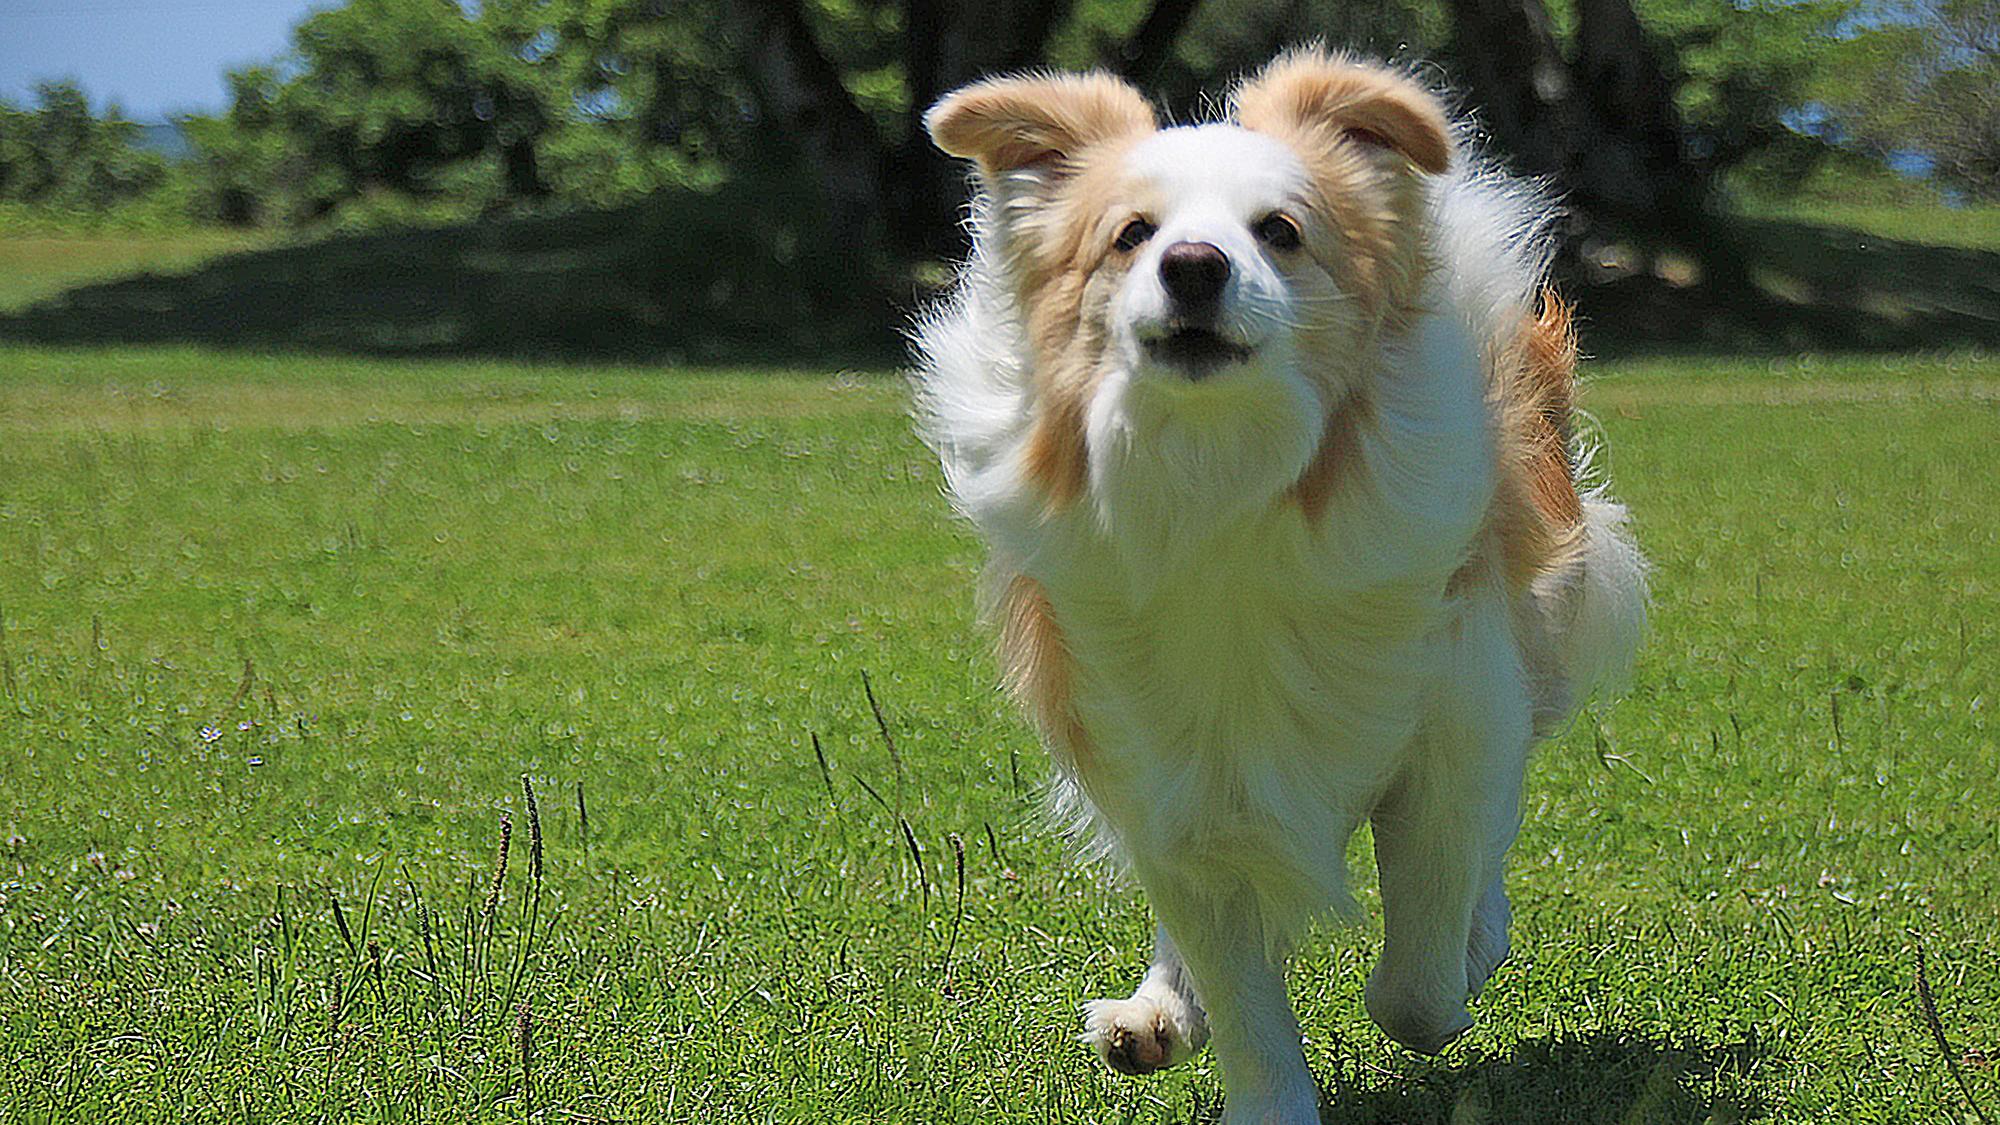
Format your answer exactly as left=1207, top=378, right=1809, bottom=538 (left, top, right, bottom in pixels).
left=0, top=236, right=1997, bottom=1122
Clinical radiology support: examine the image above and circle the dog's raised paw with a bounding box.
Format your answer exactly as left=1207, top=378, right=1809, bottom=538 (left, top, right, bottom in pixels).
left=1081, top=994, right=1207, bottom=1075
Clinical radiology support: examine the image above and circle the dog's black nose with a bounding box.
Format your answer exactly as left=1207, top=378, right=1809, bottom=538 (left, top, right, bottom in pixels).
left=1158, top=241, right=1230, bottom=309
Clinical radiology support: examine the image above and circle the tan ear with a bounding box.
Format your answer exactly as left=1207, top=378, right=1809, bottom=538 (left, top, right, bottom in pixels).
left=1232, top=49, right=1452, bottom=175
left=925, top=72, right=1157, bottom=181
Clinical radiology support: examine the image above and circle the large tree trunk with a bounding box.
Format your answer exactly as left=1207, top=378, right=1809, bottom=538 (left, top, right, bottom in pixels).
left=501, top=135, right=548, bottom=202
left=1570, top=0, right=1702, bottom=221
left=731, top=0, right=1198, bottom=260
left=893, top=0, right=982, bottom=256
left=729, top=0, right=894, bottom=250
left=1447, top=0, right=1703, bottom=223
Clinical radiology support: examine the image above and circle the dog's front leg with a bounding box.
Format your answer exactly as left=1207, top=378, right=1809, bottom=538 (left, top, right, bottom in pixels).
left=1366, top=605, right=1532, bottom=1053
left=1142, top=882, right=1318, bottom=1125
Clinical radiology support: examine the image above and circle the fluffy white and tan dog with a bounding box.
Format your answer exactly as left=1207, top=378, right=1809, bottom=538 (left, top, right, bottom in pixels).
left=913, top=49, right=1647, bottom=1123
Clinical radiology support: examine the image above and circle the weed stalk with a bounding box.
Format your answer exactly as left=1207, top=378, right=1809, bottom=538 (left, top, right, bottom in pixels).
left=861, top=669, right=905, bottom=813
left=1916, top=940, right=1995, bottom=1125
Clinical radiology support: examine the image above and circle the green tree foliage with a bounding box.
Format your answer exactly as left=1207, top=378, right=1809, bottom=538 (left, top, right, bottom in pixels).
left=1821, top=0, right=2000, bottom=200
left=1640, top=0, right=1854, bottom=180
left=1, top=0, right=1930, bottom=234
left=176, top=0, right=732, bottom=227
left=0, top=81, right=168, bottom=211
left=177, top=68, right=296, bottom=225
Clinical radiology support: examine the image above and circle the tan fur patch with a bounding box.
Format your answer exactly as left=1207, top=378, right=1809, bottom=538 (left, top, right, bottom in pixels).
left=997, top=575, right=1089, bottom=766
left=1232, top=49, right=1453, bottom=176
left=928, top=76, right=1161, bottom=512
left=1012, top=144, right=1155, bottom=509
left=1485, top=291, right=1586, bottom=592
left=1023, top=388, right=1092, bottom=509
left=1519, top=294, right=1584, bottom=528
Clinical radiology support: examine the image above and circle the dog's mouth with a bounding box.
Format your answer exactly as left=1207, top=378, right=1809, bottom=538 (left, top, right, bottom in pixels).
left=1142, top=326, right=1256, bottom=378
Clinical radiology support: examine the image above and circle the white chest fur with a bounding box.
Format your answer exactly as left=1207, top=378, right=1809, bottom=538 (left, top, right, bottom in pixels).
left=1015, top=305, right=1502, bottom=929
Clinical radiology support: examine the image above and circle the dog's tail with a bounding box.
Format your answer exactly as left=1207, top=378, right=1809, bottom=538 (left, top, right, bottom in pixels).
left=1556, top=497, right=1648, bottom=703
left=1516, top=293, right=1648, bottom=708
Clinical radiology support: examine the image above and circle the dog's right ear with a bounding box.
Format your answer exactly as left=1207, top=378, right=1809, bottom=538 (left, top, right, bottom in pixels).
left=925, top=73, right=1156, bottom=186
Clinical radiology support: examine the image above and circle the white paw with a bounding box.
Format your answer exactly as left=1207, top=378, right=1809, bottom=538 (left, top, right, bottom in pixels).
left=1081, top=992, right=1208, bottom=1076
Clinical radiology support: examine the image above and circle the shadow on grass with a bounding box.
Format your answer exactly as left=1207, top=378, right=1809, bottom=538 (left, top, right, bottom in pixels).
left=0, top=181, right=910, bottom=368
left=1294, top=1031, right=1764, bottom=1124
left=1567, top=213, right=2000, bottom=359
left=2, top=194, right=1996, bottom=366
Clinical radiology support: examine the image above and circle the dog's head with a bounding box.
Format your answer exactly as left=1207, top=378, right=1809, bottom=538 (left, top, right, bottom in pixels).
left=928, top=51, right=1452, bottom=523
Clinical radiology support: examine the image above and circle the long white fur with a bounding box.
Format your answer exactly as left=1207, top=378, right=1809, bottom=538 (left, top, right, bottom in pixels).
left=914, top=99, right=1646, bottom=1125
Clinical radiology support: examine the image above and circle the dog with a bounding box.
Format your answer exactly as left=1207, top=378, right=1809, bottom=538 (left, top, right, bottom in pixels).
left=912, top=48, right=1648, bottom=1123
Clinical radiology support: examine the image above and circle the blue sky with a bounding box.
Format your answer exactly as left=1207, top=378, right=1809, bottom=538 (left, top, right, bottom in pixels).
left=1, top=0, right=328, bottom=121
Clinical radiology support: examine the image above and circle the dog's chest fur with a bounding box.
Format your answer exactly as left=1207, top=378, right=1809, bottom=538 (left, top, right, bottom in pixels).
left=1051, top=518, right=1441, bottom=867
left=1016, top=310, right=1503, bottom=923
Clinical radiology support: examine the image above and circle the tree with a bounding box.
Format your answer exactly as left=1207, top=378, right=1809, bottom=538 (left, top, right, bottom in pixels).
left=0, top=81, right=166, bottom=211
left=7, top=0, right=1875, bottom=251
left=173, top=0, right=735, bottom=227
left=279, top=0, right=521, bottom=215
left=180, top=68, right=299, bottom=225
left=1824, top=0, right=2000, bottom=200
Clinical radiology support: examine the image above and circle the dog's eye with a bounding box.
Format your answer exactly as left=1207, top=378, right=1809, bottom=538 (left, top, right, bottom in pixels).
left=1253, top=212, right=1302, bottom=252
left=1113, top=218, right=1157, bottom=253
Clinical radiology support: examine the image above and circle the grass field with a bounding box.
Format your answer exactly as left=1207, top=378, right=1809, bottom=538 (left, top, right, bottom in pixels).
left=0, top=232, right=1997, bottom=1123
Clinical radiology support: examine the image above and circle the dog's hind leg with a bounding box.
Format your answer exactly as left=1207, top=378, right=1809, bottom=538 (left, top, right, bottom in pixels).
left=1082, top=923, right=1209, bottom=1075
left=1366, top=592, right=1531, bottom=1054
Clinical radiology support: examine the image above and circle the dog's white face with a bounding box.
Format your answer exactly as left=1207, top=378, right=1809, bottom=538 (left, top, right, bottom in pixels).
left=1110, top=125, right=1328, bottom=387
left=1089, top=125, right=1361, bottom=525
left=927, top=63, right=1450, bottom=519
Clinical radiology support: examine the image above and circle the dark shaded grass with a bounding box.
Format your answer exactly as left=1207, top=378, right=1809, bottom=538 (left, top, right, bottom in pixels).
left=5, top=198, right=2000, bottom=370
left=0, top=183, right=904, bottom=367
left=1570, top=213, right=2000, bottom=359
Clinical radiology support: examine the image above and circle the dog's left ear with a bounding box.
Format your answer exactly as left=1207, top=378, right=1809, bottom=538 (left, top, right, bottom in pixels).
left=926, top=72, right=1157, bottom=186
left=1232, top=49, right=1452, bottom=175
